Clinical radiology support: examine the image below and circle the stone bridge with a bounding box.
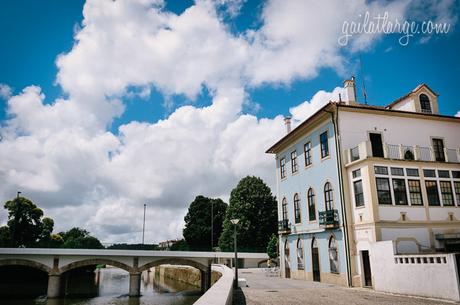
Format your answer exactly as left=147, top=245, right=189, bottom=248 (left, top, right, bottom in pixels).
left=0, top=248, right=242, bottom=298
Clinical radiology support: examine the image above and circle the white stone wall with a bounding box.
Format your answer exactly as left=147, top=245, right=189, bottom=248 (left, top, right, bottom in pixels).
left=370, top=240, right=460, bottom=301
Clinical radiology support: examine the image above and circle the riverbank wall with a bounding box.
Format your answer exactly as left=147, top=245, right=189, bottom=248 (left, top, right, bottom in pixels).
left=152, top=265, right=221, bottom=288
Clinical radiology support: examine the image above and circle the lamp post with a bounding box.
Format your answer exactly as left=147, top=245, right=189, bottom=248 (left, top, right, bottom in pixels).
left=230, top=218, right=239, bottom=289
left=142, top=204, right=146, bottom=245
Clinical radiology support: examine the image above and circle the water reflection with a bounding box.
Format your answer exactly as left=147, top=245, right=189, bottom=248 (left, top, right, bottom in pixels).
left=1, top=267, right=201, bottom=305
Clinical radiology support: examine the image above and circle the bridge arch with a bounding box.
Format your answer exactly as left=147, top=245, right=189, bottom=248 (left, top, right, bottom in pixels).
left=59, top=258, right=134, bottom=274
left=139, top=258, right=208, bottom=273
left=0, top=258, right=52, bottom=274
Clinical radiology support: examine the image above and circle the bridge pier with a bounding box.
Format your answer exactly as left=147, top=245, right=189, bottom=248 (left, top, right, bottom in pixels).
left=47, top=274, right=62, bottom=298
left=129, top=272, right=141, bottom=297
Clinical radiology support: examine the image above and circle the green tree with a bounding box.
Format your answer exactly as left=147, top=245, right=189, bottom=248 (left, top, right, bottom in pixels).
left=3, top=196, right=54, bottom=247
left=183, top=195, right=227, bottom=251
left=0, top=226, right=11, bottom=247
left=169, top=239, right=190, bottom=251
left=218, top=176, right=277, bottom=252
left=60, top=227, right=104, bottom=249
left=267, top=234, right=278, bottom=259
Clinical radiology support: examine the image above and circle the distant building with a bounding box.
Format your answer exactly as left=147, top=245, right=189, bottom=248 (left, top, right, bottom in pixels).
left=158, top=239, right=180, bottom=250
left=266, top=78, right=460, bottom=290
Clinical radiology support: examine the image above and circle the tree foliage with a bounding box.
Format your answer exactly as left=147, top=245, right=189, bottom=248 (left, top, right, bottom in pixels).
left=267, top=234, right=278, bottom=259
left=183, top=195, right=227, bottom=251
left=169, top=239, right=190, bottom=251
left=59, top=227, right=104, bottom=249
left=107, top=243, right=158, bottom=250
left=1, top=196, right=54, bottom=247
left=218, top=176, right=277, bottom=252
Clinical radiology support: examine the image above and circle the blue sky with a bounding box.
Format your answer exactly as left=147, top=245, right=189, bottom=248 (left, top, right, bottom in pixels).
left=0, top=0, right=459, bottom=243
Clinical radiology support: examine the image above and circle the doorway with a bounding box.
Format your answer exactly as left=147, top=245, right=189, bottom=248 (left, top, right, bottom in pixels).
left=361, top=250, right=372, bottom=287
left=284, top=240, right=291, bottom=278
left=369, top=133, right=384, bottom=158
left=312, top=238, right=320, bottom=282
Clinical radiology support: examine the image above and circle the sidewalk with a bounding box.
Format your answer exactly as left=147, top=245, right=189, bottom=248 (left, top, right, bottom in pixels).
left=233, top=269, right=452, bottom=305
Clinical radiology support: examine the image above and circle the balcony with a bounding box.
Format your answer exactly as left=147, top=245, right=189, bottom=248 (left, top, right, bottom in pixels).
left=278, top=219, right=291, bottom=234
left=344, top=141, right=460, bottom=165
left=319, top=210, right=339, bottom=229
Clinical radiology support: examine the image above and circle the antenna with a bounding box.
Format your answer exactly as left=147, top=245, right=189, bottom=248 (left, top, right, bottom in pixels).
left=359, top=55, right=368, bottom=105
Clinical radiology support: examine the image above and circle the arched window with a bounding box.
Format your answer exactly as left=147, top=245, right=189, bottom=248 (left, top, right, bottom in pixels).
left=419, top=94, right=432, bottom=114
left=324, top=182, right=334, bottom=210
left=404, top=150, right=414, bottom=160
left=307, top=188, right=316, bottom=221
left=294, top=193, right=301, bottom=223
left=329, top=236, right=339, bottom=274
left=282, top=198, right=288, bottom=221
left=297, top=239, right=304, bottom=270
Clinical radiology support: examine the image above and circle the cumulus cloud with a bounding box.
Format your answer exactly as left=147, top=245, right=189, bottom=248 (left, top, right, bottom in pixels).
left=456, top=111, right=460, bottom=117
left=0, top=0, right=454, bottom=243
left=0, top=83, right=12, bottom=100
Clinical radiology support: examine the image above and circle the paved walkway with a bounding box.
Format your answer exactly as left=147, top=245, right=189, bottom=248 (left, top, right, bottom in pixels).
left=233, top=269, right=453, bottom=305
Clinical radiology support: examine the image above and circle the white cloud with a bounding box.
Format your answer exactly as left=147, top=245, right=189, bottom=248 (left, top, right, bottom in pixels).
left=289, top=86, right=346, bottom=124
left=455, top=111, right=460, bottom=117
left=0, top=83, right=12, bottom=100
left=0, top=0, right=454, bottom=243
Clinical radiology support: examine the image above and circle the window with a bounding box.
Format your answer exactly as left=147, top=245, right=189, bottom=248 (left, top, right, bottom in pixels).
left=324, top=182, right=334, bottom=210
left=432, top=138, right=445, bottom=162
left=282, top=198, right=288, bottom=221
left=354, top=180, right=364, bottom=207
left=392, top=179, right=408, bottom=205
left=352, top=169, right=361, bottom=178
left=297, top=239, right=304, bottom=270
left=452, top=171, right=460, bottom=179
left=280, top=158, right=286, bottom=179
left=454, top=182, right=460, bottom=205
left=406, top=168, right=419, bottom=177
left=425, top=181, right=440, bottom=206
left=304, top=142, right=312, bottom=166
left=391, top=167, right=404, bottom=176
left=294, top=193, right=301, bottom=223
left=320, top=131, right=329, bottom=158
left=404, top=150, right=414, bottom=160
left=408, top=180, right=423, bottom=205
left=440, top=181, right=454, bottom=206
left=291, top=151, right=298, bottom=173
left=376, top=178, right=392, bottom=205
left=419, top=94, right=432, bottom=114
left=438, top=170, right=450, bottom=178
left=423, top=169, right=436, bottom=177
left=329, top=236, right=339, bottom=274
left=307, top=188, right=316, bottom=221
left=374, top=166, right=388, bottom=175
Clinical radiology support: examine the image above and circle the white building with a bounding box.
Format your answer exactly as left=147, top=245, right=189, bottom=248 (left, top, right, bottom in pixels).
left=267, top=78, right=460, bottom=299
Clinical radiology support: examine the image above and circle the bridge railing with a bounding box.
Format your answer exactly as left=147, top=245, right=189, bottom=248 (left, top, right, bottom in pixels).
left=194, top=264, right=233, bottom=305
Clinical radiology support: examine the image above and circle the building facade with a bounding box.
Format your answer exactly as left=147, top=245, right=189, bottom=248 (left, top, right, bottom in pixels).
left=267, top=79, right=460, bottom=288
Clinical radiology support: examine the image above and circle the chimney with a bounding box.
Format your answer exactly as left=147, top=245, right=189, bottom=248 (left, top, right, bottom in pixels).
left=284, top=116, right=292, bottom=134
left=343, top=76, right=357, bottom=105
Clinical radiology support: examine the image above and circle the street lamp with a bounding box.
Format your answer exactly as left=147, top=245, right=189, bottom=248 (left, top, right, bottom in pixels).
left=142, top=204, right=146, bottom=245
left=230, top=218, right=239, bottom=288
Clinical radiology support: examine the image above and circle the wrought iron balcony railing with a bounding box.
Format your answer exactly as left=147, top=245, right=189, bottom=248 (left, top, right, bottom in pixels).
left=344, top=141, right=460, bottom=165
left=318, top=210, right=339, bottom=229
left=278, top=219, right=290, bottom=233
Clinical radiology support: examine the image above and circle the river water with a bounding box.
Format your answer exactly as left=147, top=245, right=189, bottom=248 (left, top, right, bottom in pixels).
left=1, top=267, right=201, bottom=305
